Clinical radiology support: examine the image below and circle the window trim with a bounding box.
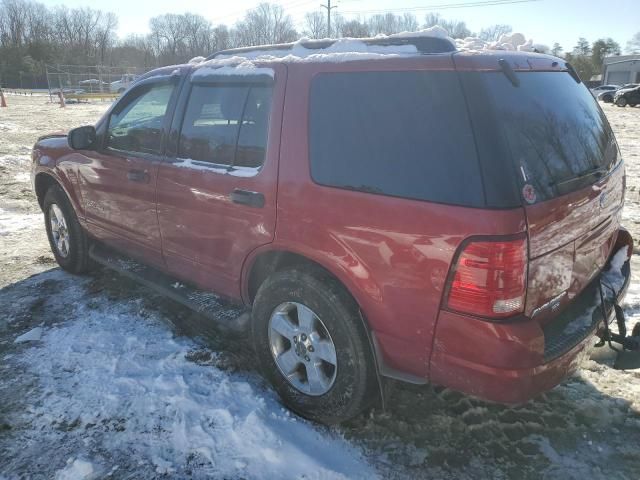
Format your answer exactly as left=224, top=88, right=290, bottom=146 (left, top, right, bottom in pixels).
left=101, top=75, right=180, bottom=160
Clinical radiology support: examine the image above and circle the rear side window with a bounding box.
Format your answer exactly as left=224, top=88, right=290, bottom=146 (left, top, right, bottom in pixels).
left=179, top=84, right=272, bottom=168
left=309, top=71, right=485, bottom=207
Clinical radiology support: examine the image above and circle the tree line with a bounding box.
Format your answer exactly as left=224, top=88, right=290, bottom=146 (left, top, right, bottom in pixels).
left=1, top=0, right=639, bottom=88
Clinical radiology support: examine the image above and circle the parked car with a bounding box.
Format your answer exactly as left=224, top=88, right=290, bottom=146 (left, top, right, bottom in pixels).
left=591, top=84, right=619, bottom=101
left=78, top=79, right=107, bottom=86
left=615, top=85, right=640, bottom=107
left=109, top=73, right=139, bottom=94
left=31, top=37, right=633, bottom=424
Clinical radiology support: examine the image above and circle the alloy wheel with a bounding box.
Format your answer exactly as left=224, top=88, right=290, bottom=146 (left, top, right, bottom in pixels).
left=268, top=302, right=338, bottom=396
left=49, top=203, right=70, bottom=258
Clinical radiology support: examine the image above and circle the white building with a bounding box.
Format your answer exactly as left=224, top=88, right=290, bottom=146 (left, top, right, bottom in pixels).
left=602, top=55, right=640, bottom=85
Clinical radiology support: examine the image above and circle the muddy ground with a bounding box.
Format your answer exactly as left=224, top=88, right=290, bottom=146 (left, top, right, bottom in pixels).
left=1, top=95, right=640, bottom=479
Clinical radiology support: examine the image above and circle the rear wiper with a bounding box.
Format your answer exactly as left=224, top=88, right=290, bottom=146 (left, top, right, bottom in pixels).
left=550, top=166, right=608, bottom=188
left=565, top=62, right=582, bottom=84
left=498, top=59, right=520, bottom=87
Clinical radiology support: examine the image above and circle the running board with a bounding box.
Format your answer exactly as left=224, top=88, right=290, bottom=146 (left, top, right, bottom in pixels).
left=88, top=244, right=250, bottom=335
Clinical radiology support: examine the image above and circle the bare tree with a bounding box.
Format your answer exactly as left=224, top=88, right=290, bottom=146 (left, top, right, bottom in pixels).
left=423, top=13, right=470, bottom=39
left=303, top=11, right=327, bottom=39
left=333, top=15, right=370, bottom=38
left=233, top=3, right=297, bottom=47
left=627, top=32, right=640, bottom=54
left=478, top=24, right=512, bottom=42
left=367, top=13, right=418, bottom=36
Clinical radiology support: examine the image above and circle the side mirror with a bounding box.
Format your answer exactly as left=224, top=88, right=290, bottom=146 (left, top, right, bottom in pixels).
left=68, top=125, right=96, bottom=150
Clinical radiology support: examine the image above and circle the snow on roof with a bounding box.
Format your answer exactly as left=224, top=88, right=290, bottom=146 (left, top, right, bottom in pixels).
left=191, top=56, right=275, bottom=78
left=189, top=27, right=545, bottom=77
left=456, top=32, right=549, bottom=54
left=213, top=26, right=456, bottom=65
left=386, top=25, right=451, bottom=40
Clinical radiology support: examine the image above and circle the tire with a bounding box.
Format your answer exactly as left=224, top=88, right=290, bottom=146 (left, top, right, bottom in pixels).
left=603, top=94, right=613, bottom=103
left=117, top=88, right=125, bottom=94
left=251, top=266, right=378, bottom=424
left=630, top=103, right=637, bottom=108
left=43, top=184, right=91, bottom=274
left=616, top=97, right=628, bottom=107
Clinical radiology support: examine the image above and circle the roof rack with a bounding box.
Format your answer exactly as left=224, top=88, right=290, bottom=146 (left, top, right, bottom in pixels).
left=206, top=36, right=456, bottom=60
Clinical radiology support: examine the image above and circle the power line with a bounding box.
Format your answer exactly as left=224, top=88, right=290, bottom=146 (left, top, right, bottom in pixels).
left=340, top=0, right=541, bottom=15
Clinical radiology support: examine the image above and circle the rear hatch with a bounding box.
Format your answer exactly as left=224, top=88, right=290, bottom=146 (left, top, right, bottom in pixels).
left=456, top=56, right=625, bottom=324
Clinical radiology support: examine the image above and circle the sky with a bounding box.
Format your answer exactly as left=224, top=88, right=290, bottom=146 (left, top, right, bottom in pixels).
left=39, top=0, right=639, bottom=53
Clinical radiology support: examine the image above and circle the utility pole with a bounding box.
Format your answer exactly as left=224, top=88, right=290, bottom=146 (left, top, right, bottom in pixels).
left=321, top=0, right=338, bottom=38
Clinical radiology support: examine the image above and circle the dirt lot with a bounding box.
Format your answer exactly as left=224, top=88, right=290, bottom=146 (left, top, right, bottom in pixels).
left=1, top=95, right=640, bottom=479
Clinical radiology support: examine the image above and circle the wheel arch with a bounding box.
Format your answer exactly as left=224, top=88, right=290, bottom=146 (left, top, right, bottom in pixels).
left=244, top=248, right=352, bottom=305
left=35, top=172, right=62, bottom=210
left=34, top=171, right=83, bottom=219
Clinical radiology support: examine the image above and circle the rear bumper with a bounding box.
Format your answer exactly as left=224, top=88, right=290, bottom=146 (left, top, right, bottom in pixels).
left=429, top=231, right=632, bottom=405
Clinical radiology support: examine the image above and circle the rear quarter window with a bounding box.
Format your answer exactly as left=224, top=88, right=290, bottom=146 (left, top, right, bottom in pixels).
left=308, top=71, right=486, bottom=207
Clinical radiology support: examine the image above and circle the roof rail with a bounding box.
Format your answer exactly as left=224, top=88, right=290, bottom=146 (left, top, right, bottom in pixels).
left=206, top=36, right=456, bottom=60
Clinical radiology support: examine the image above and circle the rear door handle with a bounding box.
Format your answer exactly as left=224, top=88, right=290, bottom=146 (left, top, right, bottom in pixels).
left=229, top=189, right=265, bottom=208
left=127, top=169, right=149, bottom=183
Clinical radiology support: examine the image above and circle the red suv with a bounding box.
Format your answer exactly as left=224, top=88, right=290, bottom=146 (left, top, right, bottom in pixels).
left=31, top=36, right=632, bottom=424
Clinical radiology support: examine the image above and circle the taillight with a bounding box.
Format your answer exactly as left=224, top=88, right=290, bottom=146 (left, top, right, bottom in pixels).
left=446, top=237, right=528, bottom=319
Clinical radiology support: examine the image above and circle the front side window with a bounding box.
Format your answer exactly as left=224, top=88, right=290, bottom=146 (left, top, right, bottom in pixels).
left=178, top=84, right=272, bottom=168
left=107, top=82, right=175, bottom=155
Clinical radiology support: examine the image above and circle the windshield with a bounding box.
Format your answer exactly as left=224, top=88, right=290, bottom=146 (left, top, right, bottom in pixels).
left=461, top=71, right=619, bottom=203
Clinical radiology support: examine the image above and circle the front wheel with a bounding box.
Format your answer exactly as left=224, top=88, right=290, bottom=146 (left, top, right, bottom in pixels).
left=43, top=185, right=91, bottom=274
left=616, top=97, right=628, bottom=107
left=251, top=266, right=378, bottom=424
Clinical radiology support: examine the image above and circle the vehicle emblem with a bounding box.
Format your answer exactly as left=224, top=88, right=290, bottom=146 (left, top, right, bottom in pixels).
left=522, top=184, right=537, bottom=204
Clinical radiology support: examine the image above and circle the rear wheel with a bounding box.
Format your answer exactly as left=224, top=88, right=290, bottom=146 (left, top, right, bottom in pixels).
left=629, top=103, right=637, bottom=108
left=43, top=185, right=91, bottom=274
left=603, top=94, right=613, bottom=103
left=251, top=266, right=377, bottom=424
left=616, top=97, right=628, bottom=107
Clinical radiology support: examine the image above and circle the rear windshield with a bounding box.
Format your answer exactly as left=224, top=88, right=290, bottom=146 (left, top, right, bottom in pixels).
left=460, top=71, right=619, bottom=202
left=309, top=71, right=486, bottom=207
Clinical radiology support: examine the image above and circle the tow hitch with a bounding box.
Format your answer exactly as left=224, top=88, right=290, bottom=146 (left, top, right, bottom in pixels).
left=594, top=280, right=640, bottom=368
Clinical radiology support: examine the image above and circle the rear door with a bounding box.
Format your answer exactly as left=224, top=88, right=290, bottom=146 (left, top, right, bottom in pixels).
left=460, top=67, right=624, bottom=323
left=156, top=64, right=285, bottom=299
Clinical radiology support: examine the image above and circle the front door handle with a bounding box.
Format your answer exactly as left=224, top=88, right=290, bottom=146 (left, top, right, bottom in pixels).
left=229, top=189, right=265, bottom=208
left=127, top=169, right=149, bottom=183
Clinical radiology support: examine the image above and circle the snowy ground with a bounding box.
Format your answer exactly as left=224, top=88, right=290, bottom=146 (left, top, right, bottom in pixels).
left=1, top=96, right=640, bottom=479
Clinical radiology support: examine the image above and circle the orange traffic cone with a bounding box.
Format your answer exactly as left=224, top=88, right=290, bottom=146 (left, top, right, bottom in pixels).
left=58, top=91, right=65, bottom=108
left=0, top=90, right=7, bottom=107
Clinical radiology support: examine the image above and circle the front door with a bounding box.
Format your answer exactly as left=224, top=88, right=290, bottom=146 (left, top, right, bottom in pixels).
left=156, top=65, right=285, bottom=299
left=78, top=77, right=179, bottom=267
